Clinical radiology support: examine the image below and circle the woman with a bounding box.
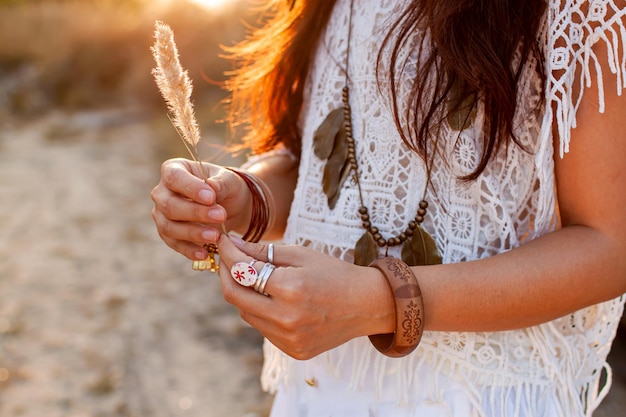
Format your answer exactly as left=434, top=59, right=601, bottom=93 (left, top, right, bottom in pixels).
left=151, top=0, right=626, bottom=415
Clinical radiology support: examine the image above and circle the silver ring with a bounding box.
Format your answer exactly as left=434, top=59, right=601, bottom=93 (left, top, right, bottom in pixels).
left=254, top=263, right=271, bottom=292
left=267, top=243, right=275, bottom=264
left=254, top=262, right=275, bottom=296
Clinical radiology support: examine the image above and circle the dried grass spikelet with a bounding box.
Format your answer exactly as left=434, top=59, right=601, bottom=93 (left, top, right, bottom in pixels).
left=152, top=21, right=222, bottom=272
left=151, top=21, right=207, bottom=180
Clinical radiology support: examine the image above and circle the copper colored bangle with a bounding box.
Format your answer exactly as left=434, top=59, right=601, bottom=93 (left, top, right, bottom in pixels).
left=225, top=167, right=270, bottom=243
left=368, top=257, right=424, bottom=358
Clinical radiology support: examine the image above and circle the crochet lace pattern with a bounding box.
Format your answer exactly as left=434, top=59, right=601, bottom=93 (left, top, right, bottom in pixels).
left=261, top=1, right=626, bottom=416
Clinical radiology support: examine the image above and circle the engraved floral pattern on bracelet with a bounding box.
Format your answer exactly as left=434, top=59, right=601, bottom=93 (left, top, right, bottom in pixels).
left=386, top=258, right=410, bottom=282
left=402, top=299, right=422, bottom=344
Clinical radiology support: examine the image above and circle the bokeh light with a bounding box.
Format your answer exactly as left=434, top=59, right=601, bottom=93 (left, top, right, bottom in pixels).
left=189, top=0, right=233, bottom=10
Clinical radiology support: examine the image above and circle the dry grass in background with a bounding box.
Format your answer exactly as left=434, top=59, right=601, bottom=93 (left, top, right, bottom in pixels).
left=0, top=2, right=272, bottom=416
left=0, top=0, right=249, bottom=134
left=0, top=0, right=258, bottom=164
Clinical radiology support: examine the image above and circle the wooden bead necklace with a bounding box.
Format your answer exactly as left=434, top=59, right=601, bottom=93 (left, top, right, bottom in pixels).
left=313, top=0, right=441, bottom=267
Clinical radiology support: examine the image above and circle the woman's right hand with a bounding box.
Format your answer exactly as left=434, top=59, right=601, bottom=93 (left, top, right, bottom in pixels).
left=150, top=158, right=250, bottom=261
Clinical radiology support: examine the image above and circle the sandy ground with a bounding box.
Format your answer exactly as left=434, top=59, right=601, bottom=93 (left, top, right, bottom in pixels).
left=0, top=109, right=624, bottom=417
left=0, top=109, right=271, bottom=417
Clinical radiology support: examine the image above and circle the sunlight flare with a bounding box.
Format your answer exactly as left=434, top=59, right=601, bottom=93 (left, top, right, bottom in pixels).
left=188, top=0, right=233, bottom=10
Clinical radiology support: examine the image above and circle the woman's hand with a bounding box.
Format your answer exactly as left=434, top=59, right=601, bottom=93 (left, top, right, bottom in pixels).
left=216, top=235, right=396, bottom=360
left=151, top=158, right=250, bottom=261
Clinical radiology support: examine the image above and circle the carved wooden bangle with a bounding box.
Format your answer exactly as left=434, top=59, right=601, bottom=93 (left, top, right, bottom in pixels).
left=368, top=257, right=424, bottom=357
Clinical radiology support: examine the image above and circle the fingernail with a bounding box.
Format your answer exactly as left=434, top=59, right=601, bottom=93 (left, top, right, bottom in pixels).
left=199, top=189, right=213, bottom=204
left=202, top=229, right=218, bottom=241
left=229, top=235, right=245, bottom=247
left=208, top=207, right=226, bottom=222
left=195, top=251, right=208, bottom=260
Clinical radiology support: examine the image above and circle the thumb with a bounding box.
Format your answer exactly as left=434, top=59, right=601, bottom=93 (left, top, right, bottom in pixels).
left=205, top=167, right=244, bottom=206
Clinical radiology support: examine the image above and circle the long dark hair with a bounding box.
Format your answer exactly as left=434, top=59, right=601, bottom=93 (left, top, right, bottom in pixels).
left=225, top=0, right=546, bottom=179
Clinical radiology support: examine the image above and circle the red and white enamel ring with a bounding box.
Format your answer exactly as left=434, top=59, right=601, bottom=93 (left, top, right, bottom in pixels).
left=230, top=260, right=259, bottom=287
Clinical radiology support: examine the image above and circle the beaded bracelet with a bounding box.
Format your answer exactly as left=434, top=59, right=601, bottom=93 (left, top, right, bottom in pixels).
left=368, top=257, right=424, bottom=357
left=225, top=167, right=271, bottom=243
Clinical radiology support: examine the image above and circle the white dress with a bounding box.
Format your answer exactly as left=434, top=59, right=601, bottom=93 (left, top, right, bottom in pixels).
left=259, top=1, right=626, bottom=416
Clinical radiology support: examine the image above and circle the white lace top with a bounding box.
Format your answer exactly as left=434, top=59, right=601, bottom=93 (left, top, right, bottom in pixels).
left=260, top=1, right=626, bottom=416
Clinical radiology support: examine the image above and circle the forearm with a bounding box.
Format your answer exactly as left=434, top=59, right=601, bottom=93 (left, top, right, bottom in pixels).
left=362, top=224, right=625, bottom=338
left=411, top=225, right=626, bottom=333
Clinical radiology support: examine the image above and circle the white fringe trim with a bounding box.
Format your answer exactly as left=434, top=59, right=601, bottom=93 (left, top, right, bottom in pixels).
left=261, top=296, right=625, bottom=417
left=531, top=1, right=626, bottom=249
left=545, top=1, right=626, bottom=158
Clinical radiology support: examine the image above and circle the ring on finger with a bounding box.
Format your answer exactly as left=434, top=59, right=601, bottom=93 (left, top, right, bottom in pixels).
left=267, top=243, right=275, bottom=264
left=231, top=259, right=259, bottom=287
left=254, top=262, right=275, bottom=296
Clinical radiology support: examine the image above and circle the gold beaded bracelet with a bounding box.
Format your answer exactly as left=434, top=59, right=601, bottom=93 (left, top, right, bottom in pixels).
left=368, top=257, right=424, bottom=357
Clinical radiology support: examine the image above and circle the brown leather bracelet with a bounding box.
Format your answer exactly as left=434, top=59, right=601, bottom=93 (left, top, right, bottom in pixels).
left=368, top=257, right=424, bottom=357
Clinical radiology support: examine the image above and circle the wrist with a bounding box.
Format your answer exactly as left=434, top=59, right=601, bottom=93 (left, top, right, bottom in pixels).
left=222, top=169, right=252, bottom=234
left=224, top=167, right=271, bottom=242
left=368, top=257, right=425, bottom=357
left=356, top=264, right=397, bottom=336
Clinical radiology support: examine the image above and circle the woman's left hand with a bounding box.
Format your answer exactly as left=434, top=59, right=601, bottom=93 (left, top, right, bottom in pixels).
left=216, top=234, right=395, bottom=360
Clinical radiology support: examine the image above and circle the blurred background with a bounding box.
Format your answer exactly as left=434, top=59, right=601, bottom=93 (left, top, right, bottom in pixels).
left=0, top=0, right=271, bottom=416
left=0, top=1, right=624, bottom=416
left=0, top=0, right=249, bottom=145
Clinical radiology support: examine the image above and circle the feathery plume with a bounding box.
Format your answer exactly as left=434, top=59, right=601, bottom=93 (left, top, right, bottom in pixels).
left=151, top=21, right=206, bottom=177
left=151, top=21, right=223, bottom=271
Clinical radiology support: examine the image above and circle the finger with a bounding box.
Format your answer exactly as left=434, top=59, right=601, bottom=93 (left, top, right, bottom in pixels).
left=226, top=236, right=295, bottom=267
left=218, top=234, right=293, bottom=298
left=217, top=235, right=262, bottom=289
left=218, top=235, right=290, bottom=302
left=162, top=236, right=212, bottom=261
left=216, top=234, right=253, bottom=266
left=218, top=253, right=273, bottom=307
left=237, top=310, right=288, bottom=344
left=160, top=159, right=216, bottom=205
left=152, top=188, right=227, bottom=224
left=217, top=236, right=282, bottom=297
left=152, top=208, right=223, bottom=244
left=155, top=218, right=213, bottom=261
left=235, top=293, right=323, bottom=360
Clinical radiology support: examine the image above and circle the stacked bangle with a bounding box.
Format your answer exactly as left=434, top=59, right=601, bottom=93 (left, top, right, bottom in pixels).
left=225, top=167, right=271, bottom=243
left=368, top=257, right=424, bottom=358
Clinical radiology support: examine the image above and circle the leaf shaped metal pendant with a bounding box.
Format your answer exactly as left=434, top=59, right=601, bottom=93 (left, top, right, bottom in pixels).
left=354, top=231, right=379, bottom=266
left=447, top=78, right=477, bottom=131
left=401, top=226, right=442, bottom=266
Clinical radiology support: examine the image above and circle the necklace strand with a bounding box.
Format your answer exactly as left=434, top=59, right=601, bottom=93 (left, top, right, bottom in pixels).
left=342, top=0, right=434, bottom=254
left=341, top=86, right=430, bottom=249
